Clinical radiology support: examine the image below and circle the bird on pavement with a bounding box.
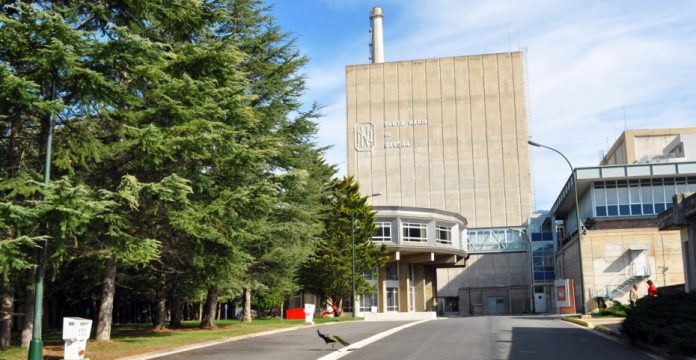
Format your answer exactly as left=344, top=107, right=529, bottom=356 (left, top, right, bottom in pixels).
left=316, top=329, right=350, bottom=348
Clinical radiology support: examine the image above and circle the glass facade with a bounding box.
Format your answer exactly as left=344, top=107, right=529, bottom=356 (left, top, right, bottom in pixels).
left=467, top=227, right=526, bottom=252
left=593, top=176, right=696, bottom=217
left=531, top=239, right=555, bottom=282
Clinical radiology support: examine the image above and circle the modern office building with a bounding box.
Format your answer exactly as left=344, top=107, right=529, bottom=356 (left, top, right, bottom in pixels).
left=347, top=7, right=534, bottom=316
left=552, top=128, right=696, bottom=311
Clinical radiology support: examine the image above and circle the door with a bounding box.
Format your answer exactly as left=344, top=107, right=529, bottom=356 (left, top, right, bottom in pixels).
left=386, top=287, right=399, bottom=311
left=633, top=251, right=648, bottom=276
left=487, top=297, right=505, bottom=314
left=534, top=293, right=547, bottom=313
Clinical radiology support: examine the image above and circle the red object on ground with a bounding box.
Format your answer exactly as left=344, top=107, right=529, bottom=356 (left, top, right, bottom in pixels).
left=286, top=308, right=305, bottom=320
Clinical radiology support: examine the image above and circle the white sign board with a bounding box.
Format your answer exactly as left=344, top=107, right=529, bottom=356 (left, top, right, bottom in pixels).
left=304, top=303, right=316, bottom=324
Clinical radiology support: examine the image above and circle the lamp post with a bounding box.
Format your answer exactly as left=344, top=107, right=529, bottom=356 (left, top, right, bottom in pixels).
left=528, top=140, right=587, bottom=315
left=28, top=75, right=57, bottom=360
left=520, top=229, right=535, bottom=314
left=352, top=192, right=381, bottom=319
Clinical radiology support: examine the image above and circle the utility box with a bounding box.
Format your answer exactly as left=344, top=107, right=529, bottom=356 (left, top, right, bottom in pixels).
left=63, top=317, right=92, bottom=360
left=303, top=303, right=315, bottom=324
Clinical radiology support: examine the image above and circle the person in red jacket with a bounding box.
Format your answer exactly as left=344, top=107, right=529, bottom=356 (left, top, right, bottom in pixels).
left=647, top=279, right=658, bottom=297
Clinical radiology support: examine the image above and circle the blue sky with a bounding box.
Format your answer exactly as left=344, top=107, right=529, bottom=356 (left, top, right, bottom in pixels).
left=271, top=0, right=696, bottom=210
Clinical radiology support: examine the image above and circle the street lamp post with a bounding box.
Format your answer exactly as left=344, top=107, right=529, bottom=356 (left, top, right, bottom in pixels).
left=352, top=193, right=381, bottom=319
left=28, top=75, right=57, bottom=360
left=520, top=230, right=535, bottom=314
left=528, top=140, right=587, bottom=315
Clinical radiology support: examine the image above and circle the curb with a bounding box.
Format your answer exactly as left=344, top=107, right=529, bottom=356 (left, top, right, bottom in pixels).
left=562, top=317, right=623, bottom=337
left=117, top=321, right=345, bottom=360
left=594, top=325, right=622, bottom=337
left=563, top=317, right=593, bottom=328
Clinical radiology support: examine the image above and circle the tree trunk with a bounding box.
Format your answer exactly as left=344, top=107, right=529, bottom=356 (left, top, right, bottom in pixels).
left=0, top=279, right=13, bottom=348
left=198, top=302, right=203, bottom=321
left=21, top=286, right=34, bottom=348
left=242, top=287, right=252, bottom=323
left=96, top=259, right=117, bottom=341
left=153, top=278, right=167, bottom=330
left=169, top=297, right=183, bottom=328
left=200, top=286, right=218, bottom=328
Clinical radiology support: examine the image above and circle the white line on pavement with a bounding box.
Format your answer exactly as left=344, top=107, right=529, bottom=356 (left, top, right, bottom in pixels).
left=316, top=319, right=432, bottom=360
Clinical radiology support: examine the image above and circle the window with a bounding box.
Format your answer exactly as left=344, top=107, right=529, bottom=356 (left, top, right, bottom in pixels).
left=641, top=179, right=654, bottom=215
left=386, top=287, right=399, bottom=311
left=359, top=291, right=378, bottom=312
left=361, top=268, right=378, bottom=281
left=606, top=181, right=618, bottom=216
left=373, top=221, right=391, bottom=241
left=385, top=263, right=398, bottom=280
left=594, top=184, right=607, bottom=217
left=436, top=225, right=452, bottom=244
left=617, top=180, right=630, bottom=215
left=629, top=180, right=642, bottom=215
left=653, top=178, right=666, bottom=213
left=402, top=222, right=428, bottom=242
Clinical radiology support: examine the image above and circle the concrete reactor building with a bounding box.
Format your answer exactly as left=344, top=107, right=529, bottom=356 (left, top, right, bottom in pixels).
left=347, top=7, right=535, bottom=317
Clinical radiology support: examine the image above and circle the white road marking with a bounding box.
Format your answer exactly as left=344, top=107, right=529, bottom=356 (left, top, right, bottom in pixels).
left=316, top=319, right=432, bottom=360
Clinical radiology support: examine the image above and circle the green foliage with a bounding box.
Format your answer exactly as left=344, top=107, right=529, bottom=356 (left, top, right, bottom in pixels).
left=595, top=302, right=629, bottom=317
left=622, top=291, right=696, bottom=356
left=299, top=176, right=390, bottom=307
left=1, top=0, right=332, bottom=336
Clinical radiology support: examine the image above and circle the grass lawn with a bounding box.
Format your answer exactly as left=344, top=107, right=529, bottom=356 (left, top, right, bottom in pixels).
left=0, top=317, right=357, bottom=360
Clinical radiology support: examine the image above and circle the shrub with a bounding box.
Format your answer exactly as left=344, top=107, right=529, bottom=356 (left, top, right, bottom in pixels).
left=596, top=302, right=629, bottom=317
left=622, top=291, right=696, bottom=356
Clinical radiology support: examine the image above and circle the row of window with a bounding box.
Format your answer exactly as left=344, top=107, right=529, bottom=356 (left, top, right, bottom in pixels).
left=373, top=221, right=453, bottom=244
left=593, top=177, right=696, bottom=217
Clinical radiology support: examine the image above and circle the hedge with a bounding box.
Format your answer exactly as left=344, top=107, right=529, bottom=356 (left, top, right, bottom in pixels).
left=622, top=291, right=696, bottom=356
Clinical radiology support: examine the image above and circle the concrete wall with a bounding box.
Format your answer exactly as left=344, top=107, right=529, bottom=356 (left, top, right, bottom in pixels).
left=458, top=285, right=530, bottom=315
left=634, top=135, right=679, bottom=162
left=681, top=226, right=696, bottom=292
left=346, top=52, right=532, bottom=228
left=436, top=252, right=530, bottom=297
left=601, top=128, right=696, bottom=165
left=557, top=228, right=684, bottom=312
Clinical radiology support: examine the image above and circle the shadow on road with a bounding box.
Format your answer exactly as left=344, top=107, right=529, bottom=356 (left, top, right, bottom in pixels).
left=508, top=326, right=651, bottom=360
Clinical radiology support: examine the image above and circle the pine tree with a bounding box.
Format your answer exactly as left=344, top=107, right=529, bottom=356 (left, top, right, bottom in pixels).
left=300, top=176, right=390, bottom=314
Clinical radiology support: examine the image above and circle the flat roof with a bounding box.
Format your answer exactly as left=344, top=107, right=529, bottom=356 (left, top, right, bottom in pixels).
left=551, top=161, right=696, bottom=216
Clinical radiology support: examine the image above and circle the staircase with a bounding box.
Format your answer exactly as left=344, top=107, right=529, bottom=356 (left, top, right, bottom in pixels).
left=607, top=275, right=648, bottom=300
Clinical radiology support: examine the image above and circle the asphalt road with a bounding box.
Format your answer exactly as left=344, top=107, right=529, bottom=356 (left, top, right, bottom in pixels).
left=341, top=316, right=653, bottom=360
left=152, top=321, right=411, bottom=360
left=154, top=316, right=654, bottom=360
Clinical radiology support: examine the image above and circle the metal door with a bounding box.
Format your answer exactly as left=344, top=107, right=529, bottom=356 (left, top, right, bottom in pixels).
left=534, top=293, right=547, bottom=313
left=487, top=297, right=505, bottom=314
left=633, top=251, right=648, bottom=276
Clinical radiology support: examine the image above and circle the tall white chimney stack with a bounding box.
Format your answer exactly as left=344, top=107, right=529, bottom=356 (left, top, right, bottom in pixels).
left=370, top=7, right=384, bottom=63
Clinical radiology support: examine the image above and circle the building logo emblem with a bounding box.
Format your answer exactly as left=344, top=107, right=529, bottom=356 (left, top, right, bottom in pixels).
left=354, top=122, right=375, bottom=151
